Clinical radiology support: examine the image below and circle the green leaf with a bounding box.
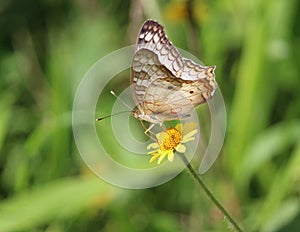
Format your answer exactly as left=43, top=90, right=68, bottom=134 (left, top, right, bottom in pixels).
left=0, top=176, right=121, bottom=231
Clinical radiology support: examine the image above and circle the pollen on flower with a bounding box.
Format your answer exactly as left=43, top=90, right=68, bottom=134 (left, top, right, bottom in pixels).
left=160, top=128, right=182, bottom=151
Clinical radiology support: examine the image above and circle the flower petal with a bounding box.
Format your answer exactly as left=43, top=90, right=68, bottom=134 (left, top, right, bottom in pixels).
left=181, top=137, right=195, bottom=143
left=157, top=151, right=168, bottom=164
left=175, top=123, right=183, bottom=133
left=148, top=149, right=159, bottom=154
left=147, top=143, right=159, bottom=150
left=182, top=129, right=197, bottom=141
left=168, top=151, right=174, bottom=162
left=150, top=155, right=158, bottom=163
left=157, top=131, right=168, bottom=145
left=167, top=150, right=175, bottom=162
left=175, top=144, right=186, bottom=153
left=182, top=122, right=198, bottom=136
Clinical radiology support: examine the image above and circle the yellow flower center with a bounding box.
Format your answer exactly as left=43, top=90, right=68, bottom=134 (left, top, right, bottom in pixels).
left=160, top=128, right=182, bottom=151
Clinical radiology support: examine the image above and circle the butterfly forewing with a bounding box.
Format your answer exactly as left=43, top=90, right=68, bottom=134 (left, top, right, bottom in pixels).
left=135, top=20, right=184, bottom=78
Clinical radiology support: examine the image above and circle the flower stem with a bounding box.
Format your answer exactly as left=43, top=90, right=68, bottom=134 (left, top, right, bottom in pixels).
left=180, top=155, right=244, bottom=232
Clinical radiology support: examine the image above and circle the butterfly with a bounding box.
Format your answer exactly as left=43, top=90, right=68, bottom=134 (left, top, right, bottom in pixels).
left=131, top=19, right=217, bottom=131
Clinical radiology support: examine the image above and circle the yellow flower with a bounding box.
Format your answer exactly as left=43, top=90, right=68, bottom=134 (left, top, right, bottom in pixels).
left=147, top=122, right=198, bottom=164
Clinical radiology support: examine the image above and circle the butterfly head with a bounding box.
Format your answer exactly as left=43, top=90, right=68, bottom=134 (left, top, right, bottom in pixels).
left=131, top=108, right=140, bottom=119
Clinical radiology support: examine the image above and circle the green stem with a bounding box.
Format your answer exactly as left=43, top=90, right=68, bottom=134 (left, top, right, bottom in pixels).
left=180, top=155, right=244, bottom=232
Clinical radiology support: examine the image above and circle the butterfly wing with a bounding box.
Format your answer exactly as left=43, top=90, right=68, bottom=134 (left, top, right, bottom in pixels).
left=130, top=19, right=217, bottom=123
left=143, top=76, right=214, bottom=121
left=131, top=19, right=185, bottom=114
left=181, top=58, right=217, bottom=101
left=135, top=19, right=184, bottom=78
left=131, top=48, right=176, bottom=112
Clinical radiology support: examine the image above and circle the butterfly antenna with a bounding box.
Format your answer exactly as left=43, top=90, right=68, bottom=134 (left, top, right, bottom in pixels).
left=96, top=110, right=130, bottom=121
left=110, top=91, right=132, bottom=110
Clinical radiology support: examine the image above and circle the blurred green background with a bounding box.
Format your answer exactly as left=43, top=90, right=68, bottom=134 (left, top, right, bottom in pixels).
left=1, top=0, right=300, bottom=231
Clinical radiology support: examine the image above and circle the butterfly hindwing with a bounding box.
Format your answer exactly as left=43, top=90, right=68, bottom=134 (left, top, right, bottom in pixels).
left=143, top=77, right=209, bottom=120
left=131, top=48, right=176, bottom=111
left=181, top=58, right=217, bottom=100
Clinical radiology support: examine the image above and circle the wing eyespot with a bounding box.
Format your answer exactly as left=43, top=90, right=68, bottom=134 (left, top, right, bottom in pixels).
left=168, top=86, right=174, bottom=90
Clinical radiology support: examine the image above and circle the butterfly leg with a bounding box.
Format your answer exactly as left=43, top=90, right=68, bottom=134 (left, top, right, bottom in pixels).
left=140, top=121, right=156, bottom=141
left=144, top=123, right=155, bottom=134
left=160, top=122, right=167, bottom=130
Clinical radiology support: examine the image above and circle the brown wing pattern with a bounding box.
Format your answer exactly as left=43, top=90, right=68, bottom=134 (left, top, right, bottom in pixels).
left=131, top=48, right=175, bottom=111
left=135, top=19, right=184, bottom=77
